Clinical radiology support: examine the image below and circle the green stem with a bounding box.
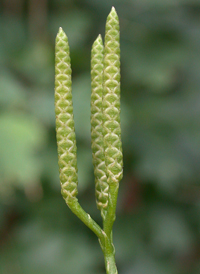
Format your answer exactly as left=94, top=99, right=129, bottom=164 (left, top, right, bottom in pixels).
left=103, top=183, right=119, bottom=236
left=102, top=234, right=118, bottom=274
left=104, top=254, right=118, bottom=274
left=102, top=184, right=119, bottom=274
left=68, top=196, right=118, bottom=274
left=67, top=197, right=105, bottom=243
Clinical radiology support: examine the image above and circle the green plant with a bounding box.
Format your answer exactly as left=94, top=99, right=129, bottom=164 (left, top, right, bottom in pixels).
left=55, top=7, right=122, bottom=274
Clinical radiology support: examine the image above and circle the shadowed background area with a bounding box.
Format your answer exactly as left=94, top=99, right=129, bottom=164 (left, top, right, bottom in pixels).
left=1, top=0, right=200, bottom=273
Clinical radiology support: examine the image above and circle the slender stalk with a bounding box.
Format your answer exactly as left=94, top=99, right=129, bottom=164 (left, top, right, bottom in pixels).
left=102, top=3, right=122, bottom=241
left=101, top=7, right=122, bottom=273
left=67, top=197, right=105, bottom=243
left=103, top=237, right=118, bottom=274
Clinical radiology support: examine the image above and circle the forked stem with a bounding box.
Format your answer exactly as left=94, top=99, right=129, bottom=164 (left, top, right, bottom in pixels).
left=55, top=6, right=122, bottom=274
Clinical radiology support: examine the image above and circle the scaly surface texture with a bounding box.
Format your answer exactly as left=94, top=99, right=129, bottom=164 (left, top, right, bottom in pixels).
left=91, top=35, right=109, bottom=219
left=103, top=7, right=123, bottom=186
left=55, top=27, right=78, bottom=203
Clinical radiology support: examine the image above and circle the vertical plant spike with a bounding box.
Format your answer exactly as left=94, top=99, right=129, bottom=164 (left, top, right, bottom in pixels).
left=91, top=35, right=109, bottom=220
left=102, top=7, right=123, bottom=244
left=99, top=7, right=122, bottom=274
left=55, top=27, right=78, bottom=203
left=103, top=6, right=123, bottom=187
left=55, top=27, right=104, bottom=242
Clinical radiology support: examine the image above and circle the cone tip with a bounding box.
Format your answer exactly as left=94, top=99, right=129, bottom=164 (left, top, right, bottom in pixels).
left=58, top=27, right=63, bottom=33
left=108, top=6, right=118, bottom=17
left=92, top=34, right=103, bottom=48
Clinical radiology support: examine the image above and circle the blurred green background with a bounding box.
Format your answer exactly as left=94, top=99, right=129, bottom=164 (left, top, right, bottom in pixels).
left=1, top=0, right=200, bottom=273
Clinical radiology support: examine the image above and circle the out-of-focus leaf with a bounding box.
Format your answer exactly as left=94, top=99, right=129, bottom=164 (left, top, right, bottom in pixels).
left=123, top=255, right=173, bottom=274
left=0, top=113, right=47, bottom=197
left=0, top=220, right=101, bottom=274
left=28, top=88, right=55, bottom=127
left=0, top=16, right=26, bottom=55
left=149, top=205, right=193, bottom=254
left=13, top=42, right=54, bottom=86
left=134, top=136, right=192, bottom=191
left=0, top=69, right=26, bottom=107
left=42, top=146, right=60, bottom=190
left=122, top=33, right=186, bottom=93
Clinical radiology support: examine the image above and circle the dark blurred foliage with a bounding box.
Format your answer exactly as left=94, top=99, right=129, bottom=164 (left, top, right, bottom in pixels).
left=1, top=0, right=200, bottom=273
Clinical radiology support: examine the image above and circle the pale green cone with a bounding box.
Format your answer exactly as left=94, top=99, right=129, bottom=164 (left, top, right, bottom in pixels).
left=103, top=7, right=123, bottom=185
left=55, top=27, right=78, bottom=203
left=91, top=35, right=109, bottom=219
